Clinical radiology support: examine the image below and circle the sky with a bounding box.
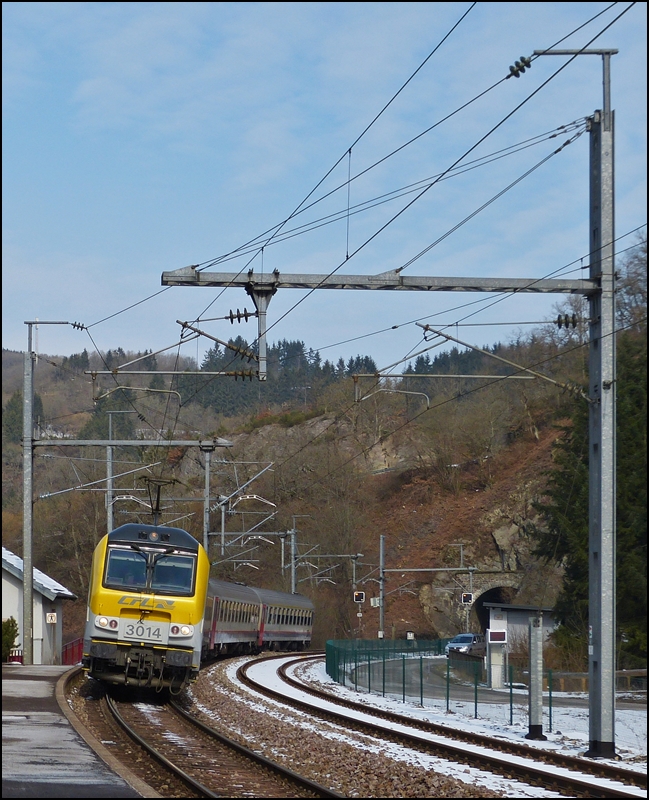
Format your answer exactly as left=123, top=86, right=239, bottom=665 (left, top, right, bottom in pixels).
left=185, top=654, right=647, bottom=798
left=2, top=2, right=647, bottom=375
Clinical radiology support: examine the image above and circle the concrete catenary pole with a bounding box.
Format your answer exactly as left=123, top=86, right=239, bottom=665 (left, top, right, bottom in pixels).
left=587, top=53, right=617, bottom=758
left=22, top=324, right=35, bottom=665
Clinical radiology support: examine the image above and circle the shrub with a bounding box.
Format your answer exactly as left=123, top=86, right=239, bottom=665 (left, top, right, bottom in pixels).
left=2, top=617, right=20, bottom=662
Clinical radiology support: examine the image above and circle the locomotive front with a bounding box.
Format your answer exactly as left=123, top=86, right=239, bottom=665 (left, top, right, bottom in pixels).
left=83, top=523, right=209, bottom=691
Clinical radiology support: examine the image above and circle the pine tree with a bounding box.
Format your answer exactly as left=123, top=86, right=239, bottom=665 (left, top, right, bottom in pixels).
left=532, top=236, right=647, bottom=665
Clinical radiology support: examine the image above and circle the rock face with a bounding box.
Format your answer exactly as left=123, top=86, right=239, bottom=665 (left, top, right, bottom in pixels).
left=192, top=412, right=564, bottom=643
left=362, top=426, right=564, bottom=641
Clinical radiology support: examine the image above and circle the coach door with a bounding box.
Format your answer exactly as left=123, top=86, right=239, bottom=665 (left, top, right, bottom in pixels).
left=258, top=604, right=268, bottom=647
left=209, top=597, right=221, bottom=650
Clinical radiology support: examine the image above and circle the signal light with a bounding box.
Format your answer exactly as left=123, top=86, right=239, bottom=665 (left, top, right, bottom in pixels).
left=461, top=592, right=473, bottom=605
left=508, top=55, right=532, bottom=78
left=353, top=591, right=365, bottom=603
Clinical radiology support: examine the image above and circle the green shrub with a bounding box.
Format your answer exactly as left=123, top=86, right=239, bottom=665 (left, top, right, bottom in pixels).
left=2, top=617, right=20, bottom=662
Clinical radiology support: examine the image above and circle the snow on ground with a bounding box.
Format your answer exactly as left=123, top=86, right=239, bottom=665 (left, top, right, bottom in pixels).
left=291, top=656, right=647, bottom=771
left=222, top=654, right=646, bottom=799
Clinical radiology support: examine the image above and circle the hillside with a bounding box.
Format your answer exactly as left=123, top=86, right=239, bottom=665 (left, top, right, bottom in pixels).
left=216, top=410, right=563, bottom=644
left=2, top=354, right=564, bottom=651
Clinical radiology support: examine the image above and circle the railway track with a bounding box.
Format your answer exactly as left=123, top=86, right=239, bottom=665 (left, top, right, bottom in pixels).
left=237, top=653, right=647, bottom=799
left=103, top=688, right=342, bottom=798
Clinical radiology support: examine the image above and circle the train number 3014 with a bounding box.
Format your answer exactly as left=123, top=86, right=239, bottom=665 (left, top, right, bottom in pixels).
left=123, top=623, right=163, bottom=640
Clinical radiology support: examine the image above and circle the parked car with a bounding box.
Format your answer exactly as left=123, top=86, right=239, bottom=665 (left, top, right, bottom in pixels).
left=445, top=633, right=486, bottom=657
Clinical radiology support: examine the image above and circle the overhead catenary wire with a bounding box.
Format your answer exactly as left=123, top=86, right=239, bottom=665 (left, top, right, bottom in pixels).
left=75, top=3, right=625, bottom=345
left=74, top=3, right=629, bottom=379
left=66, top=4, right=637, bottom=465
left=194, top=3, right=620, bottom=274
left=173, top=224, right=645, bottom=409
left=53, top=225, right=642, bottom=444
left=183, top=4, right=636, bottom=393
left=193, top=7, right=633, bottom=389
left=187, top=121, right=586, bottom=268
left=254, top=228, right=646, bottom=480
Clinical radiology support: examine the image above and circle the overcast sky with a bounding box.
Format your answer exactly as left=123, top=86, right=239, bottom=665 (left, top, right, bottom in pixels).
left=2, top=2, right=646, bottom=373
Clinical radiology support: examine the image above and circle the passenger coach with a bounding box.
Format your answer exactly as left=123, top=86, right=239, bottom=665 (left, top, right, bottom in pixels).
left=203, top=579, right=314, bottom=656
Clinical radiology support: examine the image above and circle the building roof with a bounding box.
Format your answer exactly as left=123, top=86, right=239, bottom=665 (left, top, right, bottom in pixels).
left=2, top=547, right=77, bottom=601
left=483, top=602, right=555, bottom=613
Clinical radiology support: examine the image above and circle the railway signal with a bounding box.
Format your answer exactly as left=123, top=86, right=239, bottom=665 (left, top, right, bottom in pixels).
left=461, top=592, right=473, bottom=605
left=353, top=591, right=365, bottom=603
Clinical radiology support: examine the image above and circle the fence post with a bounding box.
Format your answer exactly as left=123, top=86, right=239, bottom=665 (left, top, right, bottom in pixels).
left=368, top=653, right=371, bottom=695
left=446, top=658, right=450, bottom=712
left=402, top=654, right=406, bottom=703
left=548, top=668, right=553, bottom=733
left=509, top=664, right=514, bottom=726
left=474, top=660, right=479, bottom=719
left=382, top=649, right=386, bottom=697
left=354, top=650, right=358, bottom=692
left=420, top=654, right=424, bottom=707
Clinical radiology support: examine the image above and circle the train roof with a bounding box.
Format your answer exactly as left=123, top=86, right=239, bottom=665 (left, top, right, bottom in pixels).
left=207, top=578, right=313, bottom=610
left=107, top=523, right=201, bottom=552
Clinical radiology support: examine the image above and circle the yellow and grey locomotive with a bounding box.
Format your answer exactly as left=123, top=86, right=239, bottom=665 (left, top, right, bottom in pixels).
left=83, top=523, right=210, bottom=691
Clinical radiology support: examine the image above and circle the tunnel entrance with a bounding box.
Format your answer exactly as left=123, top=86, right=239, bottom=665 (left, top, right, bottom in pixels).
left=475, top=586, right=517, bottom=632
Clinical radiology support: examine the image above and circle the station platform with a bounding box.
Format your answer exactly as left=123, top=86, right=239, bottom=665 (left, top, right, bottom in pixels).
left=2, top=664, right=156, bottom=798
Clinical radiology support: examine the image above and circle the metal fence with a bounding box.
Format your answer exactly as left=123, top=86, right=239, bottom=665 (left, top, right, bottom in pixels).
left=62, top=637, right=84, bottom=665
left=325, top=639, right=646, bottom=731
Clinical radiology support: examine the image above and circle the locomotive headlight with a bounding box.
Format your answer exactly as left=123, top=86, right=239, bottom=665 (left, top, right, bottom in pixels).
left=96, top=615, right=119, bottom=630
left=170, top=624, right=193, bottom=637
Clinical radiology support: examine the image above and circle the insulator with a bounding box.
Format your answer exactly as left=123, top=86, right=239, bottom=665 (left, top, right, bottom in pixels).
left=509, top=56, right=531, bottom=78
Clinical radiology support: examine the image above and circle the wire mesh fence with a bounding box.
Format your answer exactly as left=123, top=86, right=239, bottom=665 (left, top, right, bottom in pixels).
left=325, top=639, right=647, bottom=732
